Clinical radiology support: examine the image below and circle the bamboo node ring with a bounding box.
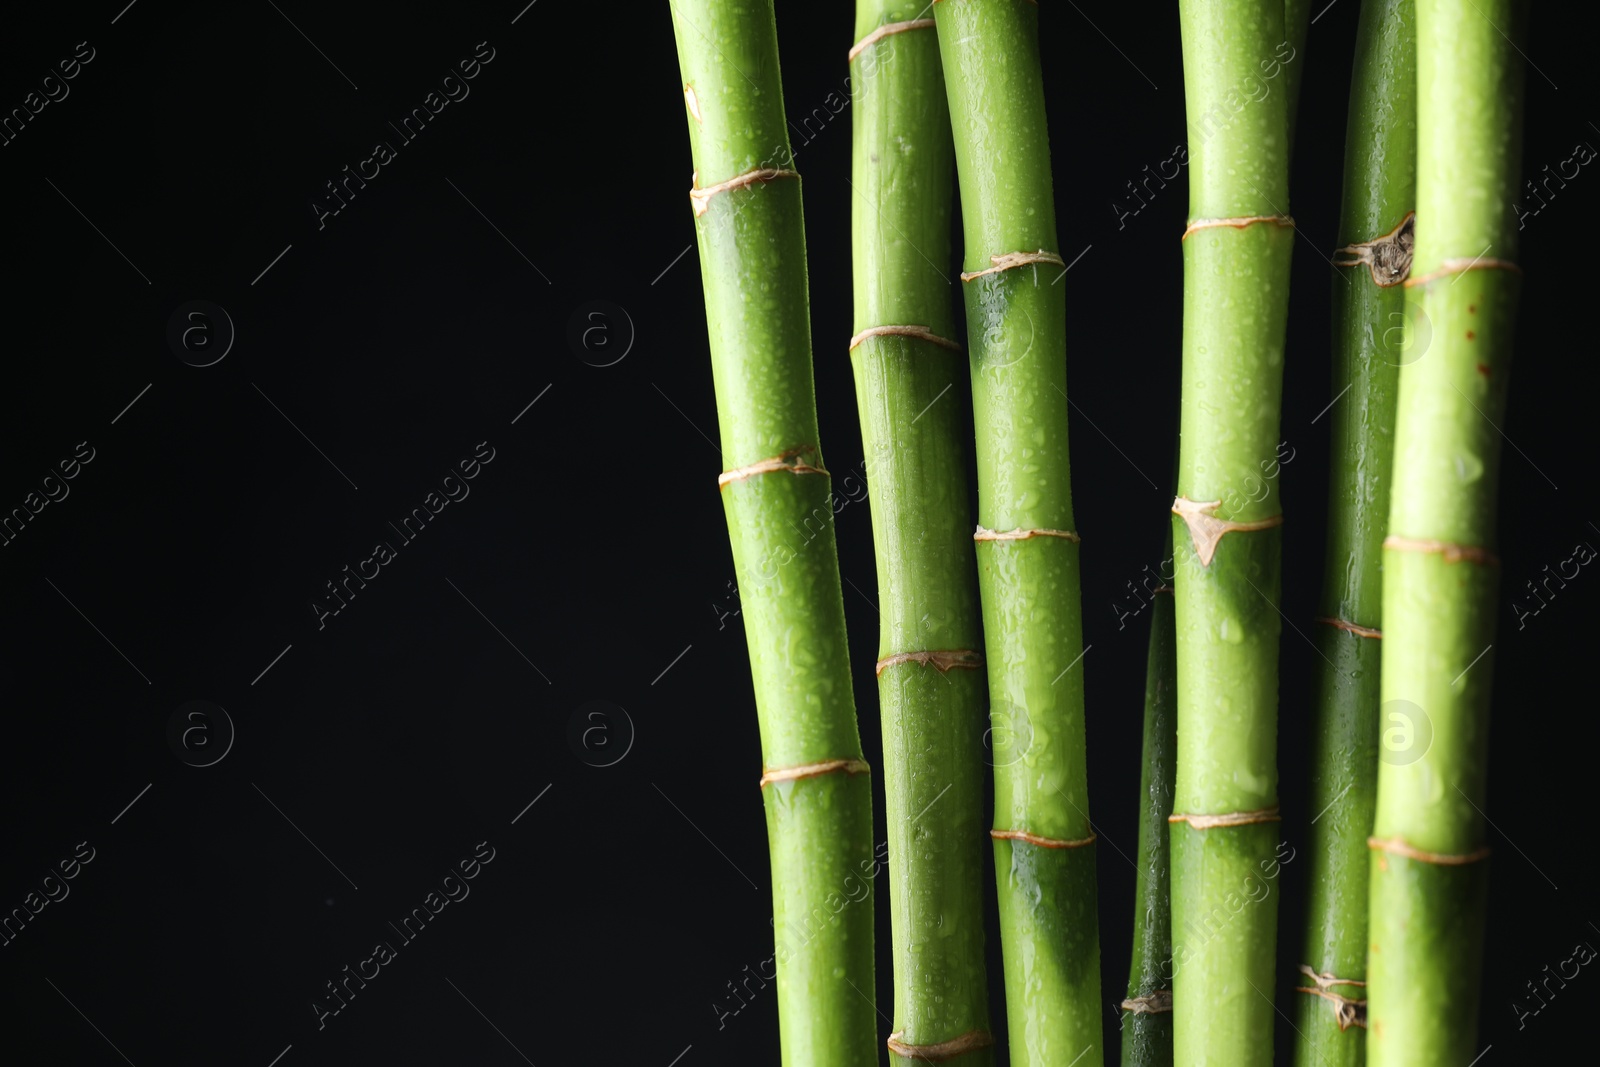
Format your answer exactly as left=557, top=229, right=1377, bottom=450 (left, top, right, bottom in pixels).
left=719, top=445, right=828, bottom=489
left=990, top=828, right=1098, bottom=849
left=1152, top=585, right=1175, bottom=595
left=1172, top=496, right=1284, bottom=567
left=848, top=19, right=936, bottom=62
left=1382, top=536, right=1499, bottom=566
left=1367, top=835, right=1491, bottom=865
left=1298, top=964, right=1367, bottom=991
left=973, top=525, right=1080, bottom=543
left=875, top=649, right=984, bottom=677
left=848, top=324, right=963, bottom=353
left=960, top=250, right=1065, bottom=282
left=1294, top=986, right=1367, bottom=1031
left=689, top=167, right=800, bottom=217
left=759, top=758, right=870, bottom=788
left=1404, top=255, right=1522, bottom=288
left=1169, top=806, right=1281, bottom=830
left=886, top=1029, right=995, bottom=1061
left=1315, top=616, right=1383, bottom=639
left=1333, top=211, right=1415, bottom=287
left=1182, top=215, right=1296, bottom=241
left=1121, top=990, right=1174, bottom=1015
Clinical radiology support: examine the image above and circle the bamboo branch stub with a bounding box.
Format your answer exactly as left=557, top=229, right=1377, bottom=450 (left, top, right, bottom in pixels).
left=718, top=445, right=829, bottom=489
left=1367, top=835, right=1491, bottom=865
left=1180, top=214, right=1297, bottom=241
left=1171, top=496, right=1284, bottom=567
left=1382, top=535, right=1500, bottom=566
left=972, top=525, right=1080, bottom=543
left=689, top=167, right=800, bottom=218
left=1314, top=615, right=1383, bottom=639
left=1169, top=806, right=1282, bottom=830
left=886, top=1028, right=995, bottom=1062
left=848, top=324, right=963, bottom=353
left=1121, top=990, right=1175, bottom=1015
left=1294, top=986, right=1367, bottom=1031
left=874, top=649, right=984, bottom=677
left=958, top=249, right=1065, bottom=282
left=990, top=828, right=1098, bottom=849
left=847, top=18, right=936, bottom=63
left=759, top=759, right=871, bottom=789
left=1403, top=255, right=1522, bottom=288
left=1333, top=211, right=1416, bottom=287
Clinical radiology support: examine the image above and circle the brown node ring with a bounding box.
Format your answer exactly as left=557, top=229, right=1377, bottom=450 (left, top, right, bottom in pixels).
left=1182, top=215, right=1296, bottom=241
left=973, top=525, right=1080, bottom=543
left=719, top=445, right=828, bottom=489
left=1298, top=964, right=1367, bottom=991
left=1315, top=616, right=1383, bottom=640
left=875, top=649, right=984, bottom=678
left=759, top=759, right=870, bottom=789
left=886, top=1029, right=995, bottom=1062
left=1404, top=255, right=1522, bottom=288
left=1368, top=835, right=1491, bottom=866
left=990, top=829, right=1098, bottom=849
left=1333, top=211, right=1416, bottom=287
left=689, top=167, right=799, bottom=218
left=1172, top=496, right=1284, bottom=567
left=1294, top=987, right=1367, bottom=1031
left=1169, top=806, right=1281, bottom=830
left=848, top=19, right=936, bottom=63
left=848, top=324, right=963, bottom=353
left=1382, top=536, right=1499, bottom=567
left=1121, top=990, right=1174, bottom=1015
left=960, top=250, right=1065, bottom=282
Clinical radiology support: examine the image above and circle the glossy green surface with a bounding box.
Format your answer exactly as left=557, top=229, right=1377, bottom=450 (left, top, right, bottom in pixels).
left=1295, top=3, right=1412, bottom=1063
left=934, top=1, right=1102, bottom=1063
left=669, top=3, right=876, bottom=1062
left=849, top=3, right=992, bottom=1060
left=1172, top=2, right=1296, bottom=1064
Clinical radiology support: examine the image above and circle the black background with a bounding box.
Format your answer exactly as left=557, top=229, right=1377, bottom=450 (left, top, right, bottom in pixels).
left=0, top=2, right=1593, bottom=1064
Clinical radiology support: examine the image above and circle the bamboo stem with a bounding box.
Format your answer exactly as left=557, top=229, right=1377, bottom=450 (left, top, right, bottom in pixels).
left=668, top=4, right=877, bottom=1063
left=1170, top=2, right=1295, bottom=1064
left=1294, top=3, right=1414, bottom=1064
left=933, top=2, right=1103, bottom=1062
left=848, top=3, right=993, bottom=1063
left=1366, top=2, right=1524, bottom=1063
left=1120, top=529, right=1178, bottom=1067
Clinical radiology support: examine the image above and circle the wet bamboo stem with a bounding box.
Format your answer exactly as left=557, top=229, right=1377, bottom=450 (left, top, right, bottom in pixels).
left=1366, top=2, right=1524, bottom=1063
left=1294, top=2, right=1414, bottom=1063
left=668, top=3, right=877, bottom=1063
left=1169, top=2, right=1295, bottom=1065
left=848, top=4, right=993, bottom=1063
left=933, top=2, right=1103, bottom=1063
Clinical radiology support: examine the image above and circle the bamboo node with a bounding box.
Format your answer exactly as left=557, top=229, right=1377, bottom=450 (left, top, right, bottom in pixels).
left=848, top=324, right=963, bottom=353
left=1152, top=585, right=1174, bottom=595
left=848, top=18, right=936, bottom=62
left=1404, top=255, right=1522, bottom=288
left=1315, top=616, right=1382, bottom=640
left=973, top=525, right=1080, bottom=543
left=959, top=250, right=1065, bottom=282
left=759, top=758, right=871, bottom=788
left=1333, top=211, right=1415, bottom=287
left=1367, top=835, right=1491, bottom=865
left=1298, top=964, right=1367, bottom=991
left=875, top=649, right=984, bottom=677
left=1382, top=536, right=1499, bottom=566
left=689, top=167, right=799, bottom=218
left=886, top=1028, right=995, bottom=1061
left=990, top=828, right=1098, bottom=849
left=719, top=445, right=828, bottom=489
left=1181, top=215, right=1296, bottom=241
left=1169, top=806, right=1281, bottom=830
left=1171, top=496, right=1283, bottom=567
left=1295, top=985, right=1367, bottom=1031
left=1121, top=990, right=1174, bottom=1014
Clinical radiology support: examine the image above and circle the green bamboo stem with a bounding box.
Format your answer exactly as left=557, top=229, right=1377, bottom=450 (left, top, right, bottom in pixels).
left=668, top=4, right=876, bottom=1063
left=1294, top=3, right=1414, bottom=1063
left=1366, top=2, right=1524, bottom=1063
left=933, top=3, right=1102, bottom=1063
left=848, top=5, right=993, bottom=1064
left=1120, top=529, right=1178, bottom=1067
left=1169, top=3, right=1295, bottom=1065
